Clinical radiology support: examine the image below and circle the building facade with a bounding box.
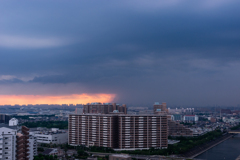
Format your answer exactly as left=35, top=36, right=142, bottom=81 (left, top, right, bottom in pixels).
left=0, top=127, right=17, bottom=160
left=0, top=114, right=11, bottom=124
left=75, top=108, right=83, bottom=114
left=69, top=114, right=118, bottom=148
left=17, top=126, right=30, bottom=160
left=28, top=133, right=37, bottom=160
left=9, top=118, right=18, bottom=126
left=30, top=128, right=68, bottom=144
left=183, top=115, right=199, bottom=122
left=118, top=115, right=168, bottom=150
left=69, top=114, right=168, bottom=150
left=83, top=103, right=127, bottom=114
left=0, top=125, right=36, bottom=160
left=168, top=120, right=193, bottom=137
left=171, top=114, right=182, bottom=121
left=153, top=102, right=168, bottom=114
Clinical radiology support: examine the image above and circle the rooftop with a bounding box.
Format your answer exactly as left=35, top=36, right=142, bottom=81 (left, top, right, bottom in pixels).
left=110, top=154, right=131, bottom=158
left=0, top=123, right=18, bottom=130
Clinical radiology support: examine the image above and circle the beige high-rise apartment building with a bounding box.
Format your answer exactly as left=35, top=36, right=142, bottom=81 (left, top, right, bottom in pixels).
left=68, top=114, right=119, bottom=148
left=68, top=114, right=168, bottom=150
left=83, top=103, right=127, bottom=114
left=118, top=115, right=168, bottom=150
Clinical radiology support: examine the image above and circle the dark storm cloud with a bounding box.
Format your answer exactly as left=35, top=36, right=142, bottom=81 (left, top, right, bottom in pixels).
left=1, top=0, right=240, bottom=106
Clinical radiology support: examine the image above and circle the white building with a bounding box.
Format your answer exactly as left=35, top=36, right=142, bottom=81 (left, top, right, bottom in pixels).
left=30, top=128, right=68, bottom=144
left=183, top=115, right=199, bottom=122
left=0, top=119, right=37, bottom=160
left=0, top=127, right=17, bottom=160
left=29, top=133, right=38, bottom=160
left=9, top=118, right=18, bottom=126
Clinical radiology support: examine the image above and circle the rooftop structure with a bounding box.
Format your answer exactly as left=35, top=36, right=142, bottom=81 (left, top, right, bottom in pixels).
left=153, top=102, right=168, bottom=114
left=83, top=103, right=127, bottom=114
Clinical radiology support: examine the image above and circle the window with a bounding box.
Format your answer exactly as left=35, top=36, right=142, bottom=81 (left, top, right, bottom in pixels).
left=5, top=147, right=8, bottom=149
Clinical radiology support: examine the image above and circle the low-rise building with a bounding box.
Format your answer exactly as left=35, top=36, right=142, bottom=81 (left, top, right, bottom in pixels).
left=30, top=128, right=68, bottom=144
left=171, top=114, right=182, bottom=121
left=9, top=118, right=18, bottom=126
left=168, top=120, right=193, bottom=137
left=183, top=115, right=198, bottom=122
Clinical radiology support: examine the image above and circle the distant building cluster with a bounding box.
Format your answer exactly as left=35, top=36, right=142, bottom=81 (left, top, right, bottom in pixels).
left=168, top=107, right=195, bottom=114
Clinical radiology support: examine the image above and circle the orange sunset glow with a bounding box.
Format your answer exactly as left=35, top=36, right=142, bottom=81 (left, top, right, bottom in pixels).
left=0, top=94, right=116, bottom=105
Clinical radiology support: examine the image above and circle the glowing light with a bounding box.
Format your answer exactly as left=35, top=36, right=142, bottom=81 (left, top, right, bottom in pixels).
left=0, top=94, right=116, bottom=105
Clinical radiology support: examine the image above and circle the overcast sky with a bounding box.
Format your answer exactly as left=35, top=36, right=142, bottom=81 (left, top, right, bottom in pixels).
left=1, top=0, right=240, bottom=107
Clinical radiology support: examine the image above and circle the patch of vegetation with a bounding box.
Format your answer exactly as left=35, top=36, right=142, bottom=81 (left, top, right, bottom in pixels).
left=75, top=150, right=89, bottom=159
left=34, top=154, right=58, bottom=160
left=230, top=123, right=240, bottom=130
left=22, top=121, right=68, bottom=129
left=37, top=147, right=44, bottom=152
left=13, top=115, right=55, bottom=120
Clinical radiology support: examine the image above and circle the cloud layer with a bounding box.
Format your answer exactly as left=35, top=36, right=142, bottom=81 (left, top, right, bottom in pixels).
left=0, top=0, right=240, bottom=106
left=0, top=35, right=70, bottom=49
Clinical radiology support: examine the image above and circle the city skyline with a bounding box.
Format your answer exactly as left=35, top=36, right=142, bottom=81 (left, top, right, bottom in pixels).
left=1, top=1, right=240, bottom=106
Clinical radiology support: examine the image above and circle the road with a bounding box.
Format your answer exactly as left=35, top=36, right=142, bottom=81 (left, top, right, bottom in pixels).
left=88, top=152, right=184, bottom=160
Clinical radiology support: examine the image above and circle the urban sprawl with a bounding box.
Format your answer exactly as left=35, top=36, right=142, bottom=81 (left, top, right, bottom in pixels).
left=0, top=102, right=240, bottom=160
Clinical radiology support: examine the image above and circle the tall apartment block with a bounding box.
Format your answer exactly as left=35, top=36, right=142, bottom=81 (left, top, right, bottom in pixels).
left=0, top=127, right=17, bottom=160
left=0, top=121, right=37, bottom=160
left=118, top=115, right=168, bottom=150
left=28, top=133, right=37, bottom=160
left=68, top=114, right=168, bottom=150
left=17, top=126, right=30, bottom=160
left=153, top=102, right=168, bottom=114
left=69, top=114, right=119, bottom=148
left=83, top=103, right=127, bottom=114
